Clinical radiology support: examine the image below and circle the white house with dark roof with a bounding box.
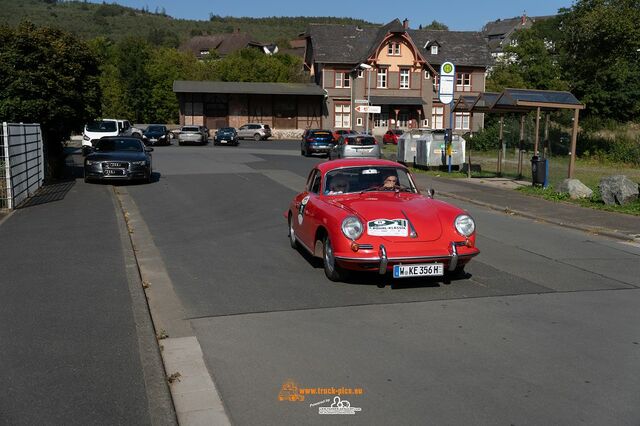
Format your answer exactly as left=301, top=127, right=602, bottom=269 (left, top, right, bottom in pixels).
left=304, top=18, right=491, bottom=135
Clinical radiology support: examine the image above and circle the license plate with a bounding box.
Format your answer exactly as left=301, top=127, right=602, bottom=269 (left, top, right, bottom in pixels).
left=220, top=139, right=228, bottom=143
left=393, top=263, right=444, bottom=278
left=104, top=169, right=126, bottom=176
left=150, top=138, right=157, bottom=142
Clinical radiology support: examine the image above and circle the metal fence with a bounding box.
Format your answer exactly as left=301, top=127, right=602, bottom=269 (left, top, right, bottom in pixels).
left=0, top=123, right=44, bottom=209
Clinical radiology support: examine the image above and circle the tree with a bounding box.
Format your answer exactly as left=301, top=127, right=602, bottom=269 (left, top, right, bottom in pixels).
left=421, top=20, right=449, bottom=30
left=558, top=0, right=640, bottom=121
left=0, top=21, right=101, bottom=175
left=212, top=48, right=306, bottom=83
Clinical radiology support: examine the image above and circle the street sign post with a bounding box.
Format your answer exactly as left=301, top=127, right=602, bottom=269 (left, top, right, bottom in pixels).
left=439, top=62, right=455, bottom=173
left=355, top=105, right=381, bottom=114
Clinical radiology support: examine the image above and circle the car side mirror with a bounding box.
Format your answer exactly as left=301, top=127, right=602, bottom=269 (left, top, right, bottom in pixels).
left=145, top=147, right=154, bottom=152
left=427, top=188, right=435, bottom=199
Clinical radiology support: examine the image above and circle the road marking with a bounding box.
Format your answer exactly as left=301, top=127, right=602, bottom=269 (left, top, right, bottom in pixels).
left=114, top=186, right=231, bottom=426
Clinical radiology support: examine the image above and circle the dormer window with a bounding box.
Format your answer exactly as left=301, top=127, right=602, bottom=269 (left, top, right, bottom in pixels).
left=387, top=42, right=401, bottom=56
left=430, top=45, right=438, bottom=55
left=200, top=49, right=210, bottom=56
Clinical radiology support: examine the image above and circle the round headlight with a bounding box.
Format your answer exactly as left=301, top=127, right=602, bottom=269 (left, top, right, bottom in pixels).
left=454, top=214, right=475, bottom=237
left=341, top=216, right=363, bottom=240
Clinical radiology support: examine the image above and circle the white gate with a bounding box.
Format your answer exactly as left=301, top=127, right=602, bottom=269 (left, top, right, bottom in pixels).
left=1, top=123, right=45, bottom=209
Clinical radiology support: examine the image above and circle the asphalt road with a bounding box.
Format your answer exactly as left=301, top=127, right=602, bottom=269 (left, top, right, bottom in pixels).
left=27, top=139, right=639, bottom=425
left=116, top=139, right=640, bottom=425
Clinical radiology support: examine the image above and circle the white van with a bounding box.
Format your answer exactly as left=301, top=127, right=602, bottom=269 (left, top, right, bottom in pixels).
left=82, top=119, right=119, bottom=154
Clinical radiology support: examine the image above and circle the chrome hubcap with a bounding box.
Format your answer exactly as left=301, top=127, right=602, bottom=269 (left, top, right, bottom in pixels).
left=324, top=239, right=335, bottom=273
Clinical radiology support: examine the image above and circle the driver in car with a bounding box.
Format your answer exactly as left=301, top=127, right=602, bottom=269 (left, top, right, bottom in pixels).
left=380, top=175, right=399, bottom=190
left=326, top=175, right=349, bottom=195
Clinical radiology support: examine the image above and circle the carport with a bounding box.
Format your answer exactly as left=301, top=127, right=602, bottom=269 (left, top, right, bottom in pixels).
left=453, top=88, right=585, bottom=180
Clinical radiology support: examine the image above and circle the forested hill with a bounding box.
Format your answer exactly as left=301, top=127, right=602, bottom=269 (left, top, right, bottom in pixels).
left=0, top=0, right=377, bottom=46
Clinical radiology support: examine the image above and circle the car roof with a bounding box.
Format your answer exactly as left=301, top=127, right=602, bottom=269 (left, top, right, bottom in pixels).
left=316, top=158, right=405, bottom=174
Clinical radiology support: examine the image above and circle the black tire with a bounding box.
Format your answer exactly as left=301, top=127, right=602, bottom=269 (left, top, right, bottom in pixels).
left=178, top=141, right=184, bottom=146
left=323, top=235, right=347, bottom=282
left=288, top=214, right=299, bottom=249
left=254, top=133, right=261, bottom=141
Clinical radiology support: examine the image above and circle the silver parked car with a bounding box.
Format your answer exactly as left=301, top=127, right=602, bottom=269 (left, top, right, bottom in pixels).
left=178, top=125, right=208, bottom=146
left=329, top=133, right=381, bottom=160
left=237, top=123, right=271, bottom=141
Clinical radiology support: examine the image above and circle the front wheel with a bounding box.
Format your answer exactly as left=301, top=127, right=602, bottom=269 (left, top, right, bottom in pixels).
left=254, top=133, right=261, bottom=141
left=323, top=235, right=347, bottom=282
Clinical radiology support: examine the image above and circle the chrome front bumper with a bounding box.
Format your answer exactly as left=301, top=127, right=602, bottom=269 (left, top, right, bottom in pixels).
left=337, top=241, right=473, bottom=275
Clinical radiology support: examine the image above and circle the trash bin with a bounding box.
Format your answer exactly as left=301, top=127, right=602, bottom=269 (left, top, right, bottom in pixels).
left=531, top=156, right=547, bottom=186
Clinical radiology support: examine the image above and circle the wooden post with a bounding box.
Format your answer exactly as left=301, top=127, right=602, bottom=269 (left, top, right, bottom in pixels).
left=544, top=112, right=550, bottom=158
left=534, top=106, right=541, bottom=155
left=467, top=132, right=472, bottom=179
left=497, top=115, right=504, bottom=177
left=568, top=108, right=580, bottom=178
left=517, top=114, right=525, bottom=179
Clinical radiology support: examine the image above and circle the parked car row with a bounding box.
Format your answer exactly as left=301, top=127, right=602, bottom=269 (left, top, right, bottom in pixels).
left=301, top=128, right=382, bottom=160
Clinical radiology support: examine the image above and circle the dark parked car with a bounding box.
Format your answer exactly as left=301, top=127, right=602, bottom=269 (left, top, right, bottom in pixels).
left=301, top=129, right=335, bottom=157
left=383, top=129, right=404, bottom=145
left=84, top=137, right=153, bottom=183
left=142, top=124, right=171, bottom=146
left=214, top=127, right=239, bottom=146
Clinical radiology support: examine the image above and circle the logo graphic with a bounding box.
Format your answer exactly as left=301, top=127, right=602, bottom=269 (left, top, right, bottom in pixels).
left=318, top=396, right=362, bottom=415
left=443, top=63, right=453, bottom=74
left=367, top=218, right=408, bottom=237
left=278, top=380, right=305, bottom=402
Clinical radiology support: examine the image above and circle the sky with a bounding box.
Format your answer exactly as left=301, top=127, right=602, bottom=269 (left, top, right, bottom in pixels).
left=90, top=0, right=573, bottom=31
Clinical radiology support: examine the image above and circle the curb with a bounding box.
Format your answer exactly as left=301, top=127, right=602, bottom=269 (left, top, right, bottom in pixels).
left=438, top=191, right=637, bottom=243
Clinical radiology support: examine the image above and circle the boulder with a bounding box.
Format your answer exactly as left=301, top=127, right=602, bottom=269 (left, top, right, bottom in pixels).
left=556, top=178, right=593, bottom=199
left=598, top=175, right=639, bottom=205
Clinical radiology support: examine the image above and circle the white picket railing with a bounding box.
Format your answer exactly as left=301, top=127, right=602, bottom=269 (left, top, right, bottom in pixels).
left=0, top=122, right=44, bottom=209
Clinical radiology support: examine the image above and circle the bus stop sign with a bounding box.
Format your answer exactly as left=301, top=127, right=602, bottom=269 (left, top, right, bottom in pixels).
left=438, top=62, right=455, bottom=105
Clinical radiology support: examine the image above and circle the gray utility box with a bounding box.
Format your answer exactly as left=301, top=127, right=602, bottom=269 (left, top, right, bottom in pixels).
left=416, top=132, right=466, bottom=168
left=397, top=129, right=432, bottom=165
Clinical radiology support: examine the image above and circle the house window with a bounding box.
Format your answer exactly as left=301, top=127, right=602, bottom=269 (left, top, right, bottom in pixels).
left=398, top=112, right=409, bottom=127
left=357, top=70, right=364, bottom=78
left=433, top=74, right=440, bottom=91
left=455, top=112, right=471, bottom=130
left=200, top=49, right=210, bottom=56
left=424, top=70, right=430, bottom=80
left=431, top=45, right=438, bottom=55
left=432, top=105, right=444, bottom=129
left=335, top=72, right=349, bottom=88
left=422, top=119, right=429, bottom=127
left=356, top=117, right=363, bottom=126
left=374, top=110, right=388, bottom=127
left=387, top=42, right=401, bottom=56
left=334, top=103, right=351, bottom=128
left=456, top=73, right=471, bottom=92
left=400, top=69, right=410, bottom=89
left=377, top=68, right=387, bottom=88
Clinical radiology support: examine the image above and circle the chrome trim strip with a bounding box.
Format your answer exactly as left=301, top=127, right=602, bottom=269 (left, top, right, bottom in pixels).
left=297, top=238, right=315, bottom=256
left=378, top=244, right=388, bottom=275
left=448, top=242, right=459, bottom=271
left=401, top=209, right=418, bottom=238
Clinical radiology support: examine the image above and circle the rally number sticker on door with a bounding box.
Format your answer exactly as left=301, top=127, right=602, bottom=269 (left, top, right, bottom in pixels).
left=297, top=195, right=310, bottom=225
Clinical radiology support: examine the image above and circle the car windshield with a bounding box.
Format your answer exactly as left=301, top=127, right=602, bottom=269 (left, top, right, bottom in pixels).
left=146, top=126, right=165, bottom=132
left=346, top=136, right=376, bottom=146
left=86, top=120, right=117, bottom=133
left=95, top=139, right=143, bottom=152
left=182, top=126, right=200, bottom=132
left=324, top=166, right=417, bottom=195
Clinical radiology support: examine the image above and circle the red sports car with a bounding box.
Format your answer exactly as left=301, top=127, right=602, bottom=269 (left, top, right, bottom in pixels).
left=286, top=159, right=479, bottom=282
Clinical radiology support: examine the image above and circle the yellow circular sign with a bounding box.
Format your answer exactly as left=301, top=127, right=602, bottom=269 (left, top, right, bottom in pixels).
left=443, top=63, right=453, bottom=74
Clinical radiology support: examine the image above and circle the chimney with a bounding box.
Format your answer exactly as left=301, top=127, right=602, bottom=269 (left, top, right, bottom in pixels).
left=403, top=18, right=409, bottom=29
left=521, top=13, right=527, bottom=25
